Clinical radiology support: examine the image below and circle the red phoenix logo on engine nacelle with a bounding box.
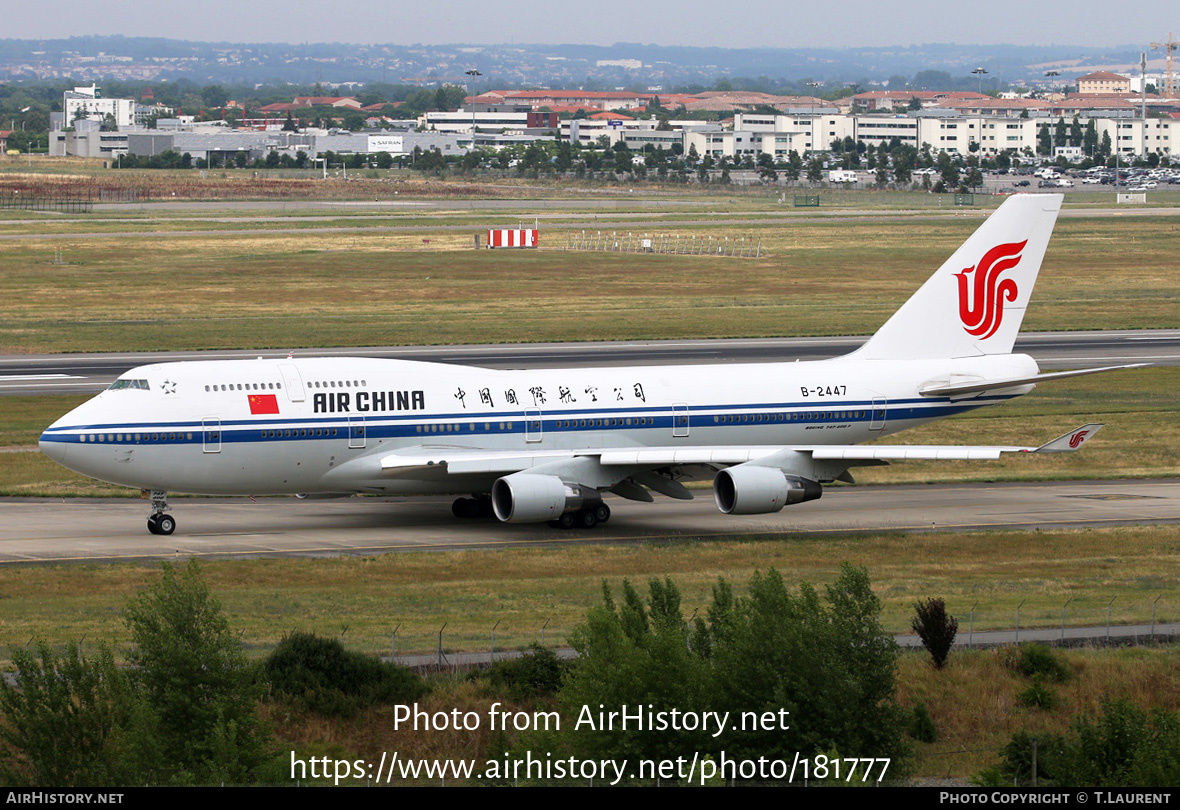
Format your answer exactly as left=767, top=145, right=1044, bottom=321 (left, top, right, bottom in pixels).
left=956, top=240, right=1027, bottom=340
left=1069, top=430, right=1089, bottom=449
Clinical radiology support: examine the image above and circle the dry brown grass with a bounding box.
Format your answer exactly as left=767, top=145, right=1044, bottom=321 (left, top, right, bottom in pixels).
left=900, top=646, right=1180, bottom=779
left=0, top=213, right=1176, bottom=354
left=1, top=524, right=1177, bottom=664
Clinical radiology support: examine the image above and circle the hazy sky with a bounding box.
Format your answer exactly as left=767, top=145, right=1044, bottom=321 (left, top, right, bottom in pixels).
left=5, top=0, right=1175, bottom=49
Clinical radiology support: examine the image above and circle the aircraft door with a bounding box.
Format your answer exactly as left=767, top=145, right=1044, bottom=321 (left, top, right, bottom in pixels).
left=202, top=418, right=222, bottom=453
left=348, top=416, right=366, bottom=449
left=525, top=409, right=543, bottom=443
left=278, top=364, right=306, bottom=402
left=870, top=398, right=887, bottom=431
left=672, top=403, right=690, bottom=437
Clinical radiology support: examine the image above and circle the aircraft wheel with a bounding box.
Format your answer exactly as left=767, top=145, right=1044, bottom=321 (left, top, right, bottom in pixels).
left=557, top=512, right=576, bottom=530
left=147, top=514, right=160, bottom=535
left=594, top=504, right=612, bottom=524
left=547, top=519, right=563, bottom=529
left=578, top=509, right=598, bottom=529
left=156, top=514, right=176, bottom=536
left=452, top=498, right=480, bottom=519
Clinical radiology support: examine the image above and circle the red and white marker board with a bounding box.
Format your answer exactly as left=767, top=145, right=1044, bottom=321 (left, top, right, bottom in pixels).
left=486, top=229, right=538, bottom=248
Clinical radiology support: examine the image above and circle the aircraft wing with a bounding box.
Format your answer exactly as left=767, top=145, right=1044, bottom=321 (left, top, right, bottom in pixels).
left=377, top=424, right=1103, bottom=477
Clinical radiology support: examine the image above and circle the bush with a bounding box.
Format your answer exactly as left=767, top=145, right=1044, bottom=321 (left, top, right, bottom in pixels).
left=911, top=598, right=958, bottom=669
left=909, top=702, right=938, bottom=743
left=483, top=643, right=567, bottom=701
left=986, top=699, right=1180, bottom=786
left=556, top=565, right=910, bottom=780
left=124, top=559, right=270, bottom=784
left=1017, top=643, right=1070, bottom=683
left=0, top=642, right=138, bottom=786
left=263, top=631, right=428, bottom=717
left=1017, top=676, right=1057, bottom=710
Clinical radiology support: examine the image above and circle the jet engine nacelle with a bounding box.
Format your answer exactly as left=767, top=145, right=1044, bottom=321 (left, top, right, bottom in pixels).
left=713, top=466, right=823, bottom=515
left=492, top=473, right=601, bottom=523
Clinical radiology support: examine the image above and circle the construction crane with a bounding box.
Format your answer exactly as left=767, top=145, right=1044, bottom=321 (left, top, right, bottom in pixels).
left=1150, top=33, right=1177, bottom=96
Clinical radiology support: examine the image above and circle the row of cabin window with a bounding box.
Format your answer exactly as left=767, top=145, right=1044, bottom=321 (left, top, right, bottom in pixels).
left=261, top=428, right=342, bottom=438
left=80, top=432, right=193, bottom=443
left=205, top=382, right=282, bottom=392
left=309, top=380, right=366, bottom=389
left=713, top=411, right=867, bottom=423
left=555, top=417, right=654, bottom=428
left=416, top=422, right=515, bottom=433
left=203, top=380, right=369, bottom=393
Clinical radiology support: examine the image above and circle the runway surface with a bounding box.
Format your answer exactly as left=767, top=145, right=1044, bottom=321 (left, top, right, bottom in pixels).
left=2, top=478, right=1177, bottom=564
left=1, top=329, right=1174, bottom=395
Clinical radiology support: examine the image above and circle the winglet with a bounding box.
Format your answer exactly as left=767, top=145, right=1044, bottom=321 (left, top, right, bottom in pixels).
left=1031, top=424, right=1104, bottom=453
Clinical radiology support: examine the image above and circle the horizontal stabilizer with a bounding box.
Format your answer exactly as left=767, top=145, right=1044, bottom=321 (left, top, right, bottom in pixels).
left=920, top=364, right=1150, bottom=398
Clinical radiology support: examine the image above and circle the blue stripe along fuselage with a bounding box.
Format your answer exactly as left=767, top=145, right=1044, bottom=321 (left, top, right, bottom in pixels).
left=39, top=394, right=1016, bottom=445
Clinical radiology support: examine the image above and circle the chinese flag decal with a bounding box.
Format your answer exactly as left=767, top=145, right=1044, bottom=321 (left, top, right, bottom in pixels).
left=248, top=394, right=280, bottom=415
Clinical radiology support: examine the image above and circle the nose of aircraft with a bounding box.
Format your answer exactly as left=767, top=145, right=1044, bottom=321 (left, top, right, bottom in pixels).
left=39, top=413, right=74, bottom=466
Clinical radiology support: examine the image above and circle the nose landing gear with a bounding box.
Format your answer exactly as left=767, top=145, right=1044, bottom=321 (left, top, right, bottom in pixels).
left=146, top=490, right=175, bottom=535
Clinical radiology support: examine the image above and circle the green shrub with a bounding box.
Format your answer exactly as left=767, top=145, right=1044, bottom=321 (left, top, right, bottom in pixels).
left=484, top=644, right=567, bottom=700
left=1017, top=676, right=1057, bottom=710
left=263, top=632, right=428, bottom=717
left=909, top=702, right=938, bottom=743
left=1017, top=643, right=1070, bottom=683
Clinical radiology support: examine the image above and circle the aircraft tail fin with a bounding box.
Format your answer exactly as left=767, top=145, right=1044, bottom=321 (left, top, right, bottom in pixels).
left=855, top=193, right=1063, bottom=360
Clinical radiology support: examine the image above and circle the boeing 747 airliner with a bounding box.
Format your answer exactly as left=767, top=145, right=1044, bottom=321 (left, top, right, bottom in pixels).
left=39, top=194, right=1139, bottom=535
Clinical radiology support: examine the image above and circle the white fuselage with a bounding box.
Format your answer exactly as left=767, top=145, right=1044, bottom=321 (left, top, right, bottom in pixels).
left=39, top=351, right=1038, bottom=496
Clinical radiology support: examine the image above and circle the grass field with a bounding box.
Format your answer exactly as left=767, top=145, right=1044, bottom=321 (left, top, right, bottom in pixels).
left=0, top=213, right=1176, bottom=354
left=0, top=521, right=1176, bottom=664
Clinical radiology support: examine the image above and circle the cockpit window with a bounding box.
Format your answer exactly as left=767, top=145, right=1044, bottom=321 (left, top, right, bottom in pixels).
left=108, top=379, right=150, bottom=391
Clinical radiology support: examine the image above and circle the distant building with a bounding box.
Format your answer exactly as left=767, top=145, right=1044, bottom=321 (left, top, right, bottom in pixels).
left=62, top=85, right=139, bottom=129
left=1076, top=71, right=1131, bottom=94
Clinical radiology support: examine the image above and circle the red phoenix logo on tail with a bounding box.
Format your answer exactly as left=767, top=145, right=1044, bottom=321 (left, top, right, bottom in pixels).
left=956, top=240, right=1027, bottom=340
left=1068, top=430, right=1089, bottom=449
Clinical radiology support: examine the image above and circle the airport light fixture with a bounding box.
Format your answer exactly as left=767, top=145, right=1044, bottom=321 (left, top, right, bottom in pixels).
left=465, top=68, right=482, bottom=151
left=806, top=81, right=821, bottom=150
left=1044, top=71, right=1061, bottom=156
left=973, top=67, right=989, bottom=96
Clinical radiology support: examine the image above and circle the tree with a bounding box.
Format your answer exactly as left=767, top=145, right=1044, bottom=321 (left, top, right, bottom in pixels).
left=562, top=578, right=710, bottom=763
left=1083, top=120, right=1098, bottom=156
left=201, top=85, right=228, bottom=109
left=785, top=149, right=802, bottom=182
left=937, top=149, right=959, bottom=187
left=911, top=598, right=958, bottom=669
left=124, top=560, right=269, bottom=784
left=0, top=642, right=138, bottom=786
left=1038, top=123, right=1052, bottom=156
left=875, top=151, right=890, bottom=186
left=806, top=154, right=825, bottom=183
left=555, top=566, right=909, bottom=781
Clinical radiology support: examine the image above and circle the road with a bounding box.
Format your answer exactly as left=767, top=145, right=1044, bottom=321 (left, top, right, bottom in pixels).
left=1, top=478, right=1178, bottom=564
left=1, top=329, right=1175, bottom=396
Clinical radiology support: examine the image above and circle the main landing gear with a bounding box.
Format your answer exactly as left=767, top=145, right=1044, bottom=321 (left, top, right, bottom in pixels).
left=548, top=503, right=611, bottom=530
left=146, top=490, right=175, bottom=535
left=452, top=496, right=495, bottom=520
